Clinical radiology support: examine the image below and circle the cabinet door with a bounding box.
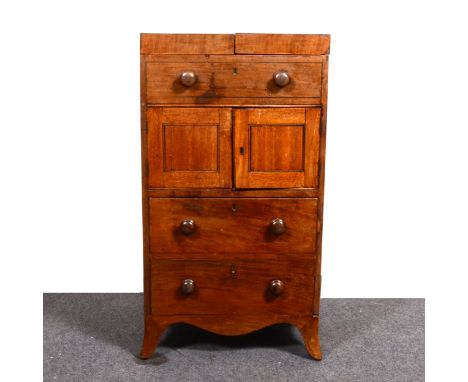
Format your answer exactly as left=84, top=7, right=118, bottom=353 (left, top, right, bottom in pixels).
left=234, top=108, right=321, bottom=188
left=147, top=108, right=232, bottom=188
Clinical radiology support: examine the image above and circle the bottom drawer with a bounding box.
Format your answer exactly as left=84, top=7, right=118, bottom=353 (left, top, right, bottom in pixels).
left=151, top=257, right=315, bottom=316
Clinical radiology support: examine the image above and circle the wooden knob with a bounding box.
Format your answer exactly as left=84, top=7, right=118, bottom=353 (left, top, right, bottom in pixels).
left=273, top=71, right=290, bottom=87
left=270, top=218, right=286, bottom=235
left=269, top=280, right=284, bottom=296
left=180, top=219, right=196, bottom=235
left=181, top=279, right=195, bottom=294
left=180, top=71, right=198, bottom=87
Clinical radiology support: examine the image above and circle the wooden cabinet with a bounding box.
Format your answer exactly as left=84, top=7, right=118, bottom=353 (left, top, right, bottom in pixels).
left=140, top=33, right=330, bottom=361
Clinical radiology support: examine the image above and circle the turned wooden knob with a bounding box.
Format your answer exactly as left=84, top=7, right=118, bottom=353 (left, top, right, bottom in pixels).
left=269, top=280, right=284, bottom=296
left=180, top=219, right=196, bottom=235
left=181, top=279, right=195, bottom=294
left=179, top=71, right=198, bottom=87
left=273, top=71, right=290, bottom=87
left=270, top=218, right=286, bottom=235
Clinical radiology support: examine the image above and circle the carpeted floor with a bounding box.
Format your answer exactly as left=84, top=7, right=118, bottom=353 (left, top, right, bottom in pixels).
left=43, top=294, right=424, bottom=381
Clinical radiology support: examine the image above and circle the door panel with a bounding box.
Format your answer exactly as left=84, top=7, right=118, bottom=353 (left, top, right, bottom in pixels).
left=164, top=125, right=218, bottom=171
left=147, top=107, right=232, bottom=188
left=250, top=125, right=304, bottom=171
left=234, top=108, right=320, bottom=188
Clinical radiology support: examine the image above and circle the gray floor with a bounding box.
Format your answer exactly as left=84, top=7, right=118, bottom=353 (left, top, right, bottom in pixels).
left=44, top=294, right=424, bottom=382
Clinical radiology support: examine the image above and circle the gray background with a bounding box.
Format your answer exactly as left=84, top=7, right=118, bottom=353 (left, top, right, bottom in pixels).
left=44, top=294, right=424, bottom=381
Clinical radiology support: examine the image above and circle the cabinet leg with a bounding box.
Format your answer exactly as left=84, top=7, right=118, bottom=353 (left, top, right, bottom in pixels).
left=139, top=316, right=165, bottom=359
left=297, top=316, right=322, bottom=360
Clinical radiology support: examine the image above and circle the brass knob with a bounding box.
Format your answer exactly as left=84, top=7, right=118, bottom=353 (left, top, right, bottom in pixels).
left=269, top=280, right=284, bottom=296
left=270, top=218, right=286, bottom=235
left=179, top=71, right=198, bottom=87
left=180, top=219, right=196, bottom=235
left=273, top=71, right=290, bottom=87
left=181, top=279, right=195, bottom=294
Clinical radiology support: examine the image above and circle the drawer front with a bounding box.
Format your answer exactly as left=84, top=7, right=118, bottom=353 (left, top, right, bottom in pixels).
left=146, top=61, right=321, bottom=104
left=151, top=257, right=315, bottom=316
left=149, top=198, right=318, bottom=254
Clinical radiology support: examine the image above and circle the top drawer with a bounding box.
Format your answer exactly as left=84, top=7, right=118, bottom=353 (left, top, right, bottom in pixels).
left=144, top=55, right=323, bottom=105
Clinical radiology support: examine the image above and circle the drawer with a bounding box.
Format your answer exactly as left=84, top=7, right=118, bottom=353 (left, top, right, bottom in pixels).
left=145, top=58, right=322, bottom=105
left=149, top=198, right=318, bottom=254
left=151, top=257, right=315, bottom=316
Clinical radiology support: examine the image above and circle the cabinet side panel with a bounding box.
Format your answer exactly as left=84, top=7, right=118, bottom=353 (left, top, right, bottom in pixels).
left=141, top=54, right=151, bottom=315
left=315, top=56, right=329, bottom=310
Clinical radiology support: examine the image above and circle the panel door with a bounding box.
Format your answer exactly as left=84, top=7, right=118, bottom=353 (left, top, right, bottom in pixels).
left=147, top=107, right=232, bottom=188
left=234, top=108, right=321, bottom=188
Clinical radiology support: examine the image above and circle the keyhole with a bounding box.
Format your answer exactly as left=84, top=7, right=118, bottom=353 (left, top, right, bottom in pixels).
left=240, top=147, right=244, bottom=155
left=232, top=67, right=238, bottom=76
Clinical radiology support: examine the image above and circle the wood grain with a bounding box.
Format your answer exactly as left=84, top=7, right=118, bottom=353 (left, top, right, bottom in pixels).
left=148, top=251, right=316, bottom=262
left=149, top=198, right=318, bottom=254
left=145, top=55, right=324, bottom=63
left=250, top=125, right=304, bottom=171
left=141, top=34, right=234, bottom=54
left=297, top=316, right=322, bottom=360
left=147, top=188, right=320, bottom=198
left=164, top=124, right=218, bottom=171
left=234, top=108, right=321, bottom=188
left=139, top=315, right=165, bottom=359
left=140, top=54, right=151, bottom=316
left=304, top=108, right=322, bottom=188
left=313, top=56, right=330, bottom=316
left=147, top=107, right=232, bottom=188
left=151, top=258, right=316, bottom=316
left=146, top=61, right=322, bottom=105
left=235, top=34, right=330, bottom=55
left=147, top=97, right=322, bottom=106
left=243, top=108, right=305, bottom=124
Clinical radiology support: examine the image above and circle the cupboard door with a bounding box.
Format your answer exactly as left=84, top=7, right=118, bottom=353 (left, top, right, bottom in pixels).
left=234, top=108, right=321, bottom=188
left=147, top=108, right=232, bottom=188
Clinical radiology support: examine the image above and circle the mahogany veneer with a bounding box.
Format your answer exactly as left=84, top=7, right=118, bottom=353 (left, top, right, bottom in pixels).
left=139, top=33, right=330, bottom=361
